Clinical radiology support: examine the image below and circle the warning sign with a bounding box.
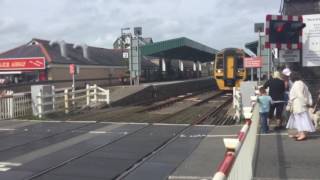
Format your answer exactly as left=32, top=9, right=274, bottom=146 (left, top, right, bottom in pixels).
left=244, top=57, right=263, bottom=68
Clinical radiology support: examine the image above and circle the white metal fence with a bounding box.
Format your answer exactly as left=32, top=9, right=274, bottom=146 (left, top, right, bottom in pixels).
left=0, top=91, right=32, bottom=120
left=227, top=105, right=259, bottom=180
left=0, top=84, right=110, bottom=120
left=233, top=87, right=243, bottom=123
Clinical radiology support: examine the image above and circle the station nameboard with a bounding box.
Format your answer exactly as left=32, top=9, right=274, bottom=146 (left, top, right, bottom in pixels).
left=0, top=57, right=45, bottom=70
left=244, top=57, right=263, bottom=68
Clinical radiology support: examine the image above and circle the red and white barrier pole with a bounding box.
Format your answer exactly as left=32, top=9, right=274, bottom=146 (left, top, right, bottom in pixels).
left=212, top=119, right=252, bottom=180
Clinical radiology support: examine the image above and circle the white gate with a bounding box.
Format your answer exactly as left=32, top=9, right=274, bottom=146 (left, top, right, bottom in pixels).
left=0, top=91, right=32, bottom=120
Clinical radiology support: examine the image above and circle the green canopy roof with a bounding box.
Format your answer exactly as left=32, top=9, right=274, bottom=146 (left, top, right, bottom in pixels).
left=141, top=37, right=218, bottom=62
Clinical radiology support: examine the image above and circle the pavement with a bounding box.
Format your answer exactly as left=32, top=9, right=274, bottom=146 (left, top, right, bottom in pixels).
left=254, top=129, right=320, bottom=180
left=0, top=120, right=241, bottom=180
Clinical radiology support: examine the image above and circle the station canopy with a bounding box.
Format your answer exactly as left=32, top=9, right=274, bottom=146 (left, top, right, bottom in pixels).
left=141, top=37, right=218, bottom=62
left=245, top=40, right=258, bottom=55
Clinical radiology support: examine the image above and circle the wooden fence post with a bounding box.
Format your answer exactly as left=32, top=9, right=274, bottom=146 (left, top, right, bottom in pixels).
left=106, top=89, right=110, bottom=104
left=52, top=86, right=56, bottom=111
left=64, top=89, right=69, bottom=114
left=37, top=91, right=42, bottom=118
left=7, top=91, right=13, bottom=119
left=86, top=84, right=90, bottom=106
left=72, top=87, right=75, bottom=107
left=94, top=84, right=97, bottom=104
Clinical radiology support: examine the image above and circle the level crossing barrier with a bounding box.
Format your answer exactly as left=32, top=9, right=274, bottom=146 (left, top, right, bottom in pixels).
left=35, top=84, right=110, bottom=118
left=0, top=91, right=32, bottom=120
left=213, top=96, right=259, bottom=180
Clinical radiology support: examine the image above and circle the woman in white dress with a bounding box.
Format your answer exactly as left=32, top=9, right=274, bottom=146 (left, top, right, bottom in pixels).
left=286, top=72, right=316, bottom=141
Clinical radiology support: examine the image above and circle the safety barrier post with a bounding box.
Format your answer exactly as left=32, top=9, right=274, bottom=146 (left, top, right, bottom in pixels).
left=212, top=107, right=259, bottom=180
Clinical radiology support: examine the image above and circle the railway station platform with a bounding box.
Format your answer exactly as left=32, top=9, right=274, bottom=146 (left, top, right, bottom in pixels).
left=108, top=77, right=216, bottom=106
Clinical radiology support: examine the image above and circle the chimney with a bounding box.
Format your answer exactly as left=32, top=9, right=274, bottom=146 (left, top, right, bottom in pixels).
left=49, top=40, right=68, bottom=58
left=73, top=43, right=90, bottom=60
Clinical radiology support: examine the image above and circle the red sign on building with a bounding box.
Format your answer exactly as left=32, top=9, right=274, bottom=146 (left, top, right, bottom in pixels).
left=0, top=57, right=45, bottom=70
left=244, top=57, right=263, bottom=68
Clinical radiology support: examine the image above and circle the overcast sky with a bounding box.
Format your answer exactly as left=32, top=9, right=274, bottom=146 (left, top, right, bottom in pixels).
left=0, top=0, right=281, bottom=52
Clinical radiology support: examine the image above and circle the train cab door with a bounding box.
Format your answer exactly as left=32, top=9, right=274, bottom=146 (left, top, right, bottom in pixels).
left=224, top=56, right=236, bottom=87
left=226, top=56, right=235, bottom=79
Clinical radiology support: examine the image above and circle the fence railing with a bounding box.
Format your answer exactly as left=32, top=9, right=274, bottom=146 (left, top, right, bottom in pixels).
left=0, top=84, right=109, bottom=120
left=0, top=91, right=32, bottom=120
left=36, top=84, right=110, bottom=118
left=233, top=87, right=242, bottom=123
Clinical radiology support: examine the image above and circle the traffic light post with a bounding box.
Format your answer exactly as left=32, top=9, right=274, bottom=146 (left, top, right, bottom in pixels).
left=265, top=15, right=306, bottom=76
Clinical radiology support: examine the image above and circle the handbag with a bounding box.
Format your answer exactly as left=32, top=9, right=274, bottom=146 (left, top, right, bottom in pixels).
left=286, top=103, right=293, bottom=112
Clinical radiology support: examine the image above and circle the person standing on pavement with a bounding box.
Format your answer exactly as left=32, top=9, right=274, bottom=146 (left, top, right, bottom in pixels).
left=263, top=71, right=286, bottom=130
left=282, top=68, right=292, bottom=123
left=257, top=87, right=272, bottom=133
left=282, top=68, right=292, bottom=92
left=286, top=72, right=316, bottom=141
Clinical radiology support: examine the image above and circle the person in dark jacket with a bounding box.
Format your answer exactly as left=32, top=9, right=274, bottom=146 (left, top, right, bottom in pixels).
left=263, top=71, right=286, bottom=130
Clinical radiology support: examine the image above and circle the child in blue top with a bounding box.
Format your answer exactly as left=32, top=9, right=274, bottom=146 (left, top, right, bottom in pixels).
left=257, top=87, right=272, bottom=133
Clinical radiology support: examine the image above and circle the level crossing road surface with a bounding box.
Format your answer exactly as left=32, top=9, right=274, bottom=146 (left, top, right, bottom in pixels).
left=0, top=120, right=241, bottom=180
left=254, top=129, right=320, bottom=180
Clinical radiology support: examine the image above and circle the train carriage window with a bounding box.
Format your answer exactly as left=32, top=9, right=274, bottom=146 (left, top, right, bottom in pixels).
left=237, top=57, right=244, bottom=69
left=216, top=59, right=223, bottom=69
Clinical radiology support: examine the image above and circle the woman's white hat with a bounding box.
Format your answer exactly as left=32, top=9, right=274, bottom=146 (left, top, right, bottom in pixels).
left=282, top=68, right=291, bottom=76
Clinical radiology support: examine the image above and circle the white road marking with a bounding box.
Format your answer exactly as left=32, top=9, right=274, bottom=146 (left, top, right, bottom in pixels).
left=10, top=120, right=96, bottom=123
left=102, top=122, right=149, bottom=125
left=193, top=124, right=216, bottom=127
left=0, top=128, right=16, bottom=131
left=179, top=134, right=238, bottom=138
left=153, top=123, right=189, bottom=126
left=0, top=162, right=21, bottom=172
left=168, top=175, right=212, bottom=180
left=0, top=121, right=39, bottom=129
left=89, top=131, right=108, bottom=134
left=258, top=133, right=320, bottom=137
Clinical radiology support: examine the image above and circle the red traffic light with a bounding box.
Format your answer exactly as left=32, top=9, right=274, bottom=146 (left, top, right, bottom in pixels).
left=265, top=15, right=304, bottom=49
left=276, top=25, right=284, bottom=32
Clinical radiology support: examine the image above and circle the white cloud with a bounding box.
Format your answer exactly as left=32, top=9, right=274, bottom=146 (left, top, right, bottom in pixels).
left=0, top=0, right=281, bottom=52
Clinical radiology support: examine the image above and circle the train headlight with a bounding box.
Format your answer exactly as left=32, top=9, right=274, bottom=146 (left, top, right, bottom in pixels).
left=217, top=69, right=222, bottom=73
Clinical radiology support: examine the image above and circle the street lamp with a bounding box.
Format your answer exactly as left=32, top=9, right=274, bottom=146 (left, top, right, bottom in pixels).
left=121, top=27, right=131, bottom=84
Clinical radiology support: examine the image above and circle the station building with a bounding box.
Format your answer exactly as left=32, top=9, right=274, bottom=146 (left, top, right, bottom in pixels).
left=0, top=38, right=127, bottom=87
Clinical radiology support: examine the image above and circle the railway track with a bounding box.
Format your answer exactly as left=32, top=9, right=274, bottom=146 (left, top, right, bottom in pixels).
left=23, top=91, right=234, bottom=180
left=49, top=89, right=235, bottom=125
